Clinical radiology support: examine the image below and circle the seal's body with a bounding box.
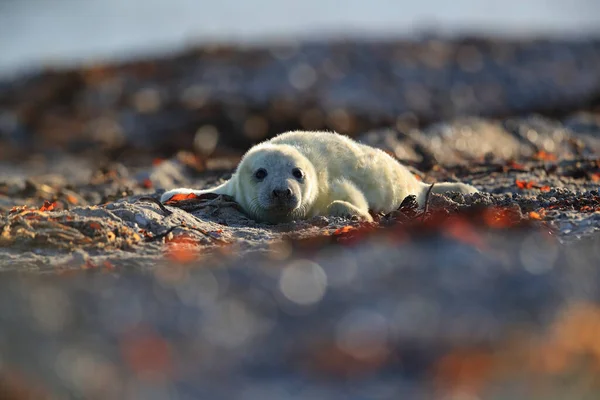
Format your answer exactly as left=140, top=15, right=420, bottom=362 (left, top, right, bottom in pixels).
left=161, top=131, right=478, bottom=223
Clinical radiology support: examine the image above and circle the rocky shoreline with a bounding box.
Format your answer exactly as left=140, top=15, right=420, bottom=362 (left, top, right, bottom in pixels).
left=2, top=38, right=600, bottom=399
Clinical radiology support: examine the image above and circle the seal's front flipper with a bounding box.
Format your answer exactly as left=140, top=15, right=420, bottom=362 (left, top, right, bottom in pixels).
left=160, top=179, right=234, bottom=204
left=327, top=200, right=373, bottom=222
left=327, top=179, right=372, bottom=221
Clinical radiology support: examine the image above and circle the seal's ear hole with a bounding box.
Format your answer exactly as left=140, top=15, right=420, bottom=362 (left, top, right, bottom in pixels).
left=292, top=168, right=304, bottom=180
left=255, top=168, right=268, bottom=180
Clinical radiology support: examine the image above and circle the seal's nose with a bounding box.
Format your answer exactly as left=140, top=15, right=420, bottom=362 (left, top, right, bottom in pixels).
left=272, top=188, right=292, bottom=199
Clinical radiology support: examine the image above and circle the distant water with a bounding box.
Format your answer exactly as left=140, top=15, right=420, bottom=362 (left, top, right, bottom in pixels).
left=1, top=0, right=599, bottom=76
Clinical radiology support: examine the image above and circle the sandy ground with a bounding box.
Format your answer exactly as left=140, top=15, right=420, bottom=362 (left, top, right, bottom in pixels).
left=3, top=113, right=600, bottom=270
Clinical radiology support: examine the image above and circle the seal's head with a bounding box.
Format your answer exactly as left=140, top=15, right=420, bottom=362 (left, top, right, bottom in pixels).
left=234, top=144, right=317, bottom=223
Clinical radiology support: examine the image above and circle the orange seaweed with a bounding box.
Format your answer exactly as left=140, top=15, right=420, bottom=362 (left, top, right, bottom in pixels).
left=515, top=179, right=535, bottom=189
left=529, top=211, right=543, bottom=220
left=142, top=178, right=153, bottom=189
left=533, top=150, right=557, bottom=161
left=507, top=161, right=526, bottom=171
left=333, top=226, right=355, bottom=235
left=165, top=234, right=198, bottom=263
left=39, top=200, right=57, bottom=212
left=482, top=206, right=520, bottom=229
left=164, top=193, right=203, bottom=204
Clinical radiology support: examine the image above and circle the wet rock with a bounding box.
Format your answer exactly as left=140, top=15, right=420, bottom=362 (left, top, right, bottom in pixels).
left=413, top=118, right=523, bottom=163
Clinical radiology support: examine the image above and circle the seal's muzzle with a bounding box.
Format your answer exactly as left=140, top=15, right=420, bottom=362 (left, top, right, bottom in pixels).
left=272, top=188, right=292, bottom=200
left=270, top=187, right=296, bottom=209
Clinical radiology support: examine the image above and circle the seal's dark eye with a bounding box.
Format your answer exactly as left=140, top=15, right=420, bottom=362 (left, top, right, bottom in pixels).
left=255, top=168, right=267, bottom=180
left=292, top=168, right=304, bottom=180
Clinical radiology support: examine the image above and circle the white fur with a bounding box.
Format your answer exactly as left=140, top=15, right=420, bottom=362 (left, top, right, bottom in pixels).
left=161, top=130, right=478, bottom=223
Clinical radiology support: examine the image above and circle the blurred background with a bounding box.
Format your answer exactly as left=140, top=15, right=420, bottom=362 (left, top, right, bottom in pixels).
left=2, top=0, right=600, bottom=163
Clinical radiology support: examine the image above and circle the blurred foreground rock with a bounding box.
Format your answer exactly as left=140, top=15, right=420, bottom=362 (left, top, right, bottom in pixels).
left=1, top=223, right=600, bottom=399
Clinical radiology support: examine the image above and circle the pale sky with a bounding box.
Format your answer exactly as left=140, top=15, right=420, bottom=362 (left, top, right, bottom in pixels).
left=1, top=0, right=599, bottom=76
